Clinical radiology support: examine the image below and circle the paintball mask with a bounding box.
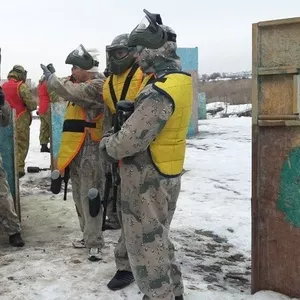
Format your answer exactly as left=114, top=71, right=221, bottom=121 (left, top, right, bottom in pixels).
left=65, top=44, right=99, bottom=70
left=128, top=9, right=177, bottom=49
left=106, top=33, right=136, bottom=75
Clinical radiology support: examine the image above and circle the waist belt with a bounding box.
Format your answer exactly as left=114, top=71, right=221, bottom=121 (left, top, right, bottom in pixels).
left=63, top=119, right=96, bottom=132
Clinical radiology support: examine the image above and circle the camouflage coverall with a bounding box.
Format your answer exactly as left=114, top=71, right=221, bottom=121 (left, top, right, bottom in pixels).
left=47, top=73, right=107, bottom=248
left=39, top=111, right=50, bottom=144
left=6, top=71, right=36, bottom=173
left=103, top=87, right=183, bottom=300
left=38, top=80, right=53, bottom=145
left=0, top=101, right=21, bottom=235
left=102, top=31, right=185, bottom=299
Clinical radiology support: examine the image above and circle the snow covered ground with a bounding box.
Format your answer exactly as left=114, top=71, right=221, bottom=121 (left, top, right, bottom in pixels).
left=0, top=116, right=296, bottom=300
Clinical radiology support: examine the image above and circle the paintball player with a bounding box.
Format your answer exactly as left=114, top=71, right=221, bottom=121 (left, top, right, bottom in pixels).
left=0, top=87, right=25, bottom=247
left=100, top=10, right=192, bottom=300
left=102, top=33, right=153, bottom=231
left=2, top=65, right=36, bottom=178
left=40, top=45, right=106, bottom=261
left=37, top=74, right=51, bottom=152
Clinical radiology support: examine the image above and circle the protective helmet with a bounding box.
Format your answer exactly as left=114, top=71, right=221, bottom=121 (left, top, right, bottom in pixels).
left=135, top=25, right=180, bottom=74
left=128, top=9, right=177, bottom=49
left=65, top=44, right=99, bottom=70
left=106, top=33, right=136, bottom=75
left=9, top=65, right=27, bottom=82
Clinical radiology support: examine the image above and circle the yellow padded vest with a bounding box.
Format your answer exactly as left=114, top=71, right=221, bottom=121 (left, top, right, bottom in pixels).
left=103, top=65, right=144, bottom=113
left=57, top=102, right=103, bottom=171
left=149, top=72, right=193, bottom=176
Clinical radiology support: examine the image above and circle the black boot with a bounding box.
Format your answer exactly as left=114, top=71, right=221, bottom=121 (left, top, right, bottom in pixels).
left=107, top=270, right=134, bottom=291
left=40, top=144, right=50, bottom=153
left=9, top=233, right=25, bottom=247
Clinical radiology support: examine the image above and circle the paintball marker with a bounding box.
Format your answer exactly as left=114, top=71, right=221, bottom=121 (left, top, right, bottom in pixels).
left=27, top=166, right=51, bottom=173
left=46, top=63, right=56, bottom=74
left=101, top=100, right=135, bottom=230
left=88, top=100, right=135, bottom=230
left=50, top=167, right=70, bottom=200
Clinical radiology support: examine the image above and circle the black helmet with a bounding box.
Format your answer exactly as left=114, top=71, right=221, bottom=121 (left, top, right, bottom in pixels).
left=65, top=44, right=99, bottom=70
left=128, top=9, right=176, bottom=49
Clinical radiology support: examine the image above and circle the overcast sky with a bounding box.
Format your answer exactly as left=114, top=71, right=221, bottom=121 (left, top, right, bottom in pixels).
left=0, top=0, right=299, bottom=82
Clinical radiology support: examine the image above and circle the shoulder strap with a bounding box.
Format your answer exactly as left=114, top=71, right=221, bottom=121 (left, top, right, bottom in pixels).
left=120, top=64, right=139, bottom=101
left=108, top=74, right=118, bottom=108
left=145, top=74, right=157, bottom=85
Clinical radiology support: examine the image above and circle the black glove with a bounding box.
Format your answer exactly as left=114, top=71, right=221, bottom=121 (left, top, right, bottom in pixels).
left=0, top=87, right=5, bottom=107
left=40, top=64, right=53, bottom=80
left=103, top=67, right=111, bottom=78
left=69, top=75, right=76, bottom=83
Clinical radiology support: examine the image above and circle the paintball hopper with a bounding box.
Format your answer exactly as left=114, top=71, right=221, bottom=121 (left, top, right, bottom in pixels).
left=50, top=169, right=70, bottom=201
left=50, top=170, right=62, bottom=194
left=117, top=100, right=135, bottom=126
left=88, top=188, right=101, bottom=218
left=117, top=100, right=135, bottom=112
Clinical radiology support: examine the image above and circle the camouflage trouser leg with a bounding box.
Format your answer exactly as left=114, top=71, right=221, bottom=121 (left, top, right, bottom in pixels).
left=167, top=195, right=184, bottom=297
left=120, top=166, right=184, bottom=300
left=70, top=168, right=85, bottom=232
left=114, top=188, right=131, bottom=271
left=0, top=154, right=21, bottom=235
left=16, top=112, right=31, bottom=173
left=39, top=110, right=50, bottom=145
left=69, top=140, right=104, bottom=249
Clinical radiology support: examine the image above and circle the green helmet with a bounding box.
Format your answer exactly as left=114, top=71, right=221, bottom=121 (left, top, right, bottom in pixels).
left=106, top=33, right=136, bottom=75
left=8, top=65, right=27, bottom=82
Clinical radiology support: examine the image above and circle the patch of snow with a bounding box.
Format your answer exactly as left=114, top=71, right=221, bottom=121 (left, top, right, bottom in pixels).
left=0, top=117, right=295, bottom=300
